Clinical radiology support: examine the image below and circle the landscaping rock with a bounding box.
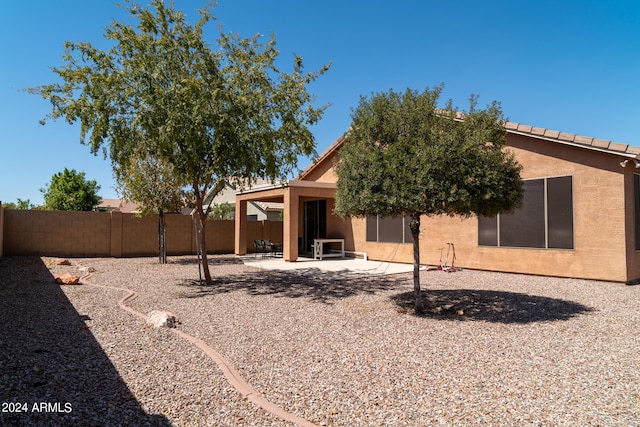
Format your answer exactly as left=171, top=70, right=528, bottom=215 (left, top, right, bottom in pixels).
left=146, top=310, right=176, bottom=328
left=78, top=266, right=97, bottom=274
left=54, top=273, right=80, bottom=285
left=55, top=258, right=71, bottom=266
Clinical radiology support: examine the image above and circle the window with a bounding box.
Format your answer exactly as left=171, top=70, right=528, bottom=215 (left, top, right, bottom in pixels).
left=366, top=215, right=414, bottom=244
left=479, top=176, right=573, bottom=249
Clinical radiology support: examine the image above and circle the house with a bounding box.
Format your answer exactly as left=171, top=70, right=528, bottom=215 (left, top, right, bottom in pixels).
left=95, top=199, right=141, bottom=213
left=205, top=179, right=284, bottom=221
left=235, top=122, right=640, bottom=283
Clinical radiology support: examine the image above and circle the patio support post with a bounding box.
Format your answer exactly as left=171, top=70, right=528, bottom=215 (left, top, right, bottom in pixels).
left=283, top=188, right=299, bottom=261
left=235, top=199, right=248, bottom=255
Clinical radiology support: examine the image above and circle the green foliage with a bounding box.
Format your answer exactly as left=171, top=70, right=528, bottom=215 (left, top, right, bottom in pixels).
left=114, top=143, right=187, bottom=264
left=16, top=198, right=35, bottom=210
left=335, top=85, right=523, bottom=313
left=335, top=86, right=523, bottom=219
left=114, top=143, right=186, bottom=216
left=29, top=0, right=329, bottom=282
left=2, top=198, right=35, bottom=210
left=209, top=202, right=234, bottom=220
left=41, top=168, right=101, bottom=211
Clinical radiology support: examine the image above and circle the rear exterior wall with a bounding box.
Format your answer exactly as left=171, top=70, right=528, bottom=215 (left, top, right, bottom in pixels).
left=326, top=134, right=630, bottom=282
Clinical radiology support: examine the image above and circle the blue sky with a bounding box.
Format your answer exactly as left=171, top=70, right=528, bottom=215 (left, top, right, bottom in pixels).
left=1, top=0, right=639, bottom=206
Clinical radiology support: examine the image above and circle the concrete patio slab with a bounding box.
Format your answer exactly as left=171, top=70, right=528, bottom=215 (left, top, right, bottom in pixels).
left=239, top=255, right=414, bottom=278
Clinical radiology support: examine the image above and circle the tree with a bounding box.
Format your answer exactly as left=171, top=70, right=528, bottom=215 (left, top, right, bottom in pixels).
left=209, top=202, right=234, bottom=220
left=15, top=198, right=35, bottom=210
left=41, top=168, right=101, bottom=211
left=2, top=198, right=35, bottom=209
left=334, top=86, right=523, bottom=313
left=114, top=143, right=187, bottom=264
left=30, top=0, right=329, bottom=283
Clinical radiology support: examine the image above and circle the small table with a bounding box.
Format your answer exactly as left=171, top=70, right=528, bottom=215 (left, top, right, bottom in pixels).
left=313, top=238, right=345, bottom=260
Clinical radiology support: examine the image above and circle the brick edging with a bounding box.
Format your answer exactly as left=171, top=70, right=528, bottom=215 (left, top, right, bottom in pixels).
left=77, top=267, right=317, bottom=427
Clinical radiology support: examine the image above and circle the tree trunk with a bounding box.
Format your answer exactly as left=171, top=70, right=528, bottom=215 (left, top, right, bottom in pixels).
left=198, top=209, right=212, bottom=284
left=193, top=179, right=225, bottom=285
left=158, top=209, right=167, bottom=264
left=410, top=215, right=424, bottom=314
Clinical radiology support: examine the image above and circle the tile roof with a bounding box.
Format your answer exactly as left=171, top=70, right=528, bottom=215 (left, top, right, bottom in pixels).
left=504, top=121, right=640, bottom=158
left=97, top=199, right=141, bottom=213
left=300, top=120, right=639, bottom=179
left=255, top=201, right=284, bottom=211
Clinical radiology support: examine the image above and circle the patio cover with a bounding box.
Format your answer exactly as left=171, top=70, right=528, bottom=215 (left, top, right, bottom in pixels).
left=234, top=180, right=337, bottom=261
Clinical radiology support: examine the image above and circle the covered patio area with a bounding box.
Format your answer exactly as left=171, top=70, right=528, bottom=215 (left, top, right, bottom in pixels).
left=234, top=180, right=347, bottom=262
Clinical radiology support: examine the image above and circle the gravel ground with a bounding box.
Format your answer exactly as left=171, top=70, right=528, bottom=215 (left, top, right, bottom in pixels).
left=1, top=255, right=639, bottom=426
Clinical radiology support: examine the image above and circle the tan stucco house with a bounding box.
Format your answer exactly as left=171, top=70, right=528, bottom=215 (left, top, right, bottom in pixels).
left=235, top=122, right=640, bottom=283
left=208, top=179, right=284, bottom=221
left=95, top=199, right=141, bottom=213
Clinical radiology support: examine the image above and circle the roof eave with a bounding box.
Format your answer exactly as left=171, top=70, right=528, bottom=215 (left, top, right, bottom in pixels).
left=506, top=127, right=640, bottom=159
left=298, top=133, right=348, bottom=180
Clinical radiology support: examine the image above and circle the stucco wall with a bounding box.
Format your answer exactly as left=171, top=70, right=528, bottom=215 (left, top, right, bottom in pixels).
left=319, top=133, right=633, bottom=282
left=300, top=154, right=338, bottom=183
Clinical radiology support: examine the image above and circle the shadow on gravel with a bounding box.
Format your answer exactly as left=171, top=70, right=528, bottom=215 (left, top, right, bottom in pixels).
left=0, top=257, right=171, bottom=427
left=392, top=289, right=594, bottom=324
left=168, top=256, right=244, bottom=266
left=177, top=269, right=404, bottom=304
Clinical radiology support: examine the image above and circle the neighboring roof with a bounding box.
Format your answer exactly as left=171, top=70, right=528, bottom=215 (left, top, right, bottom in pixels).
left=96, top=199, right=141, bottom=213
left=201, top=177, right=287, bottom=207
left=233, top=178, right=288, bottom=193
left=255, top=201, right=284, bottom=211
left=299, top=121, right=640, bottom=180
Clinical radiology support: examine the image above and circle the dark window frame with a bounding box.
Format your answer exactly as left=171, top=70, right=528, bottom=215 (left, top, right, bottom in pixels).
left=366, top=215, right=414, bottom=244
left=478, top=176, right=574, bottom=250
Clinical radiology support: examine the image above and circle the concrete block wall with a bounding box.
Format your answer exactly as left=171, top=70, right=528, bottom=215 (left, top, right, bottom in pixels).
left=0, top=209, right=282, bottom=258
left=205, top=219, right=236, bottom=253
left=120, top=213, right=164, bottom=256
left=3, top=209, right=111, bottom=257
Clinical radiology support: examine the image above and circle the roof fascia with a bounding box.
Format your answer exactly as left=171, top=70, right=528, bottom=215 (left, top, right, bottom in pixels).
left=505, top=128, right=639, bottom=159
left=297, top=133, right=347, bottom=180
left=298, top=115, right=640, bottom=181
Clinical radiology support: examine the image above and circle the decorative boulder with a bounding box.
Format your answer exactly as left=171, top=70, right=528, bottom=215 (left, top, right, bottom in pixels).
left=146, top=310, right=176, bottom=328
left=55, top=258, right=71, bottom=266
left=54, top=273, right=80, bottom=285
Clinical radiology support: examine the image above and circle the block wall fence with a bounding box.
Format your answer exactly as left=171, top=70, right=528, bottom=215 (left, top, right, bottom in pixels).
left=0, top=204, right=282, bottom=259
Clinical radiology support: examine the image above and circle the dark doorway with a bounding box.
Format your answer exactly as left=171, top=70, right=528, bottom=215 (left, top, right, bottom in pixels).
left=302, top=200, right=326, bottom=255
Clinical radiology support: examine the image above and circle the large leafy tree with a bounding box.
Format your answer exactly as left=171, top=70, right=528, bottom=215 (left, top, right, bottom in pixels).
left=41, top=168, right=102, bottom=211
left=30, top=0, right=329, bottom=283
left=335, top=86, right=523, bottom=313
